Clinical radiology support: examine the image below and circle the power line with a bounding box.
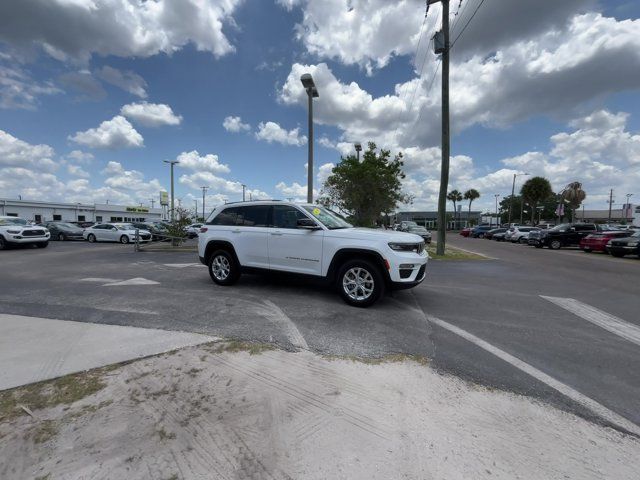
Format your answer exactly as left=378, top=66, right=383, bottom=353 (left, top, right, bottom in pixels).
left=450, top=0, right=486, bottom=50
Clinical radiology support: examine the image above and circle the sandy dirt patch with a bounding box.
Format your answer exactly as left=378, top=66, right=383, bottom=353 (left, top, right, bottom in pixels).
left=1, top=342, right=638, bottom=480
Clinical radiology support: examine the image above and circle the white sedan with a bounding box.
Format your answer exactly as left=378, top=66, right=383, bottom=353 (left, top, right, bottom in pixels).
left=83, top=223, right=152, bottom=244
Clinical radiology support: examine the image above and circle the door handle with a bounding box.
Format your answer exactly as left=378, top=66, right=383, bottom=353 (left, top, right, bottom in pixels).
left=271, top=232, right=283, bottom=236
left=231, top=229, right=241, bottom=233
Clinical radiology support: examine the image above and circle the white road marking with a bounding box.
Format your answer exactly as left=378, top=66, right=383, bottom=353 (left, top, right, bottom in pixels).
left=103, top=277, right=160, bottom=286
left=261, top=300, right=309, bottom=350
left=404, top=295, right=640, bottom=436
left=541, top=296, right=640, bottom=347
left=162, top=263, right=205, bottom=268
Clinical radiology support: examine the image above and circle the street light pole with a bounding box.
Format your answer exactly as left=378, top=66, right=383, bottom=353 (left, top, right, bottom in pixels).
left=354, top=142, right=362, bottom=161
left=242, top=184, right=246, bottom=202
left=163, top=160, right=179, bottom=222
left=494, top=194, right=500, bottom=228
left=507, top=172, right=529, bottom=226
left=301, top=73, right=319, bottom=204
left=201, top=186, right=208, bottom=221
left=626, top=193, right=633, bottom=221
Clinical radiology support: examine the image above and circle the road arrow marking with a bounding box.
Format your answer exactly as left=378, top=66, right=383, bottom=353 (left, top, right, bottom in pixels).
left=541, top=296, right=640, bottom=347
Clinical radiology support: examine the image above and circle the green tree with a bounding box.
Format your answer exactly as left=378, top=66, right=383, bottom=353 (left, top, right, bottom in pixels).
left=463, top=189, right=480, bottom=227
left=520, top=176, right=553, bottom=224
left=560, top=181, right=586, bottom=221
left=318, top=142, right=412, bottom=227
left=447, top=189, right=463, bottom=229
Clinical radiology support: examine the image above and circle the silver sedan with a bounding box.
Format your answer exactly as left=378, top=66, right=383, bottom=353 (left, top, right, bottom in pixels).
left=83, top=223, right=152, bottom=244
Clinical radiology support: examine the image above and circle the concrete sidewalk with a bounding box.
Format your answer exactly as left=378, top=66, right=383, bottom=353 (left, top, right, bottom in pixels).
left=0, top=313, right=215, bottom=390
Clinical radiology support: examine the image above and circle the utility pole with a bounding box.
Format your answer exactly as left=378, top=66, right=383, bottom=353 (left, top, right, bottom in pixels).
left=150, top=198, right=155, bottom=209
left=201, top=186, right=208, bottom=221
left=163, top=160, right=179, bottom=222
left=607, top=189, right=614, bottom=222
left=494, top=194, right=500, bottom=228
left=242, top=184, right=246, bottom=202
left=430, top=0, right=450, bottom=255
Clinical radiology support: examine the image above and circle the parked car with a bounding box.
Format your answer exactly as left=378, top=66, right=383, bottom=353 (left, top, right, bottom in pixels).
left=485, top=228, right=507, bottom=240
left=0, top=216, right=50, bottom=249
left=185, top=223, right=203, bottom=239
left=131, top=222, right=169, bottom=241
left=510, top=226, right=540, bottom=244
left=71, top=221, right=96, bottom=229
left=535, top=223, right=599, bottom=249
left=399, top=221, right=419, bottom=232
left=45, top=221, right=85, bottom=241
left=83, top=223, right=152, bottom=244
left=460, top=227, right=472, bottom=237
left=198, top=201, right=428, bottom=307
left=406, top=225, right=432, bottom=244
left=470, top=225, right=493, bottom=238
left=580, top=231, right=630, bottom=253
left=606, top=231, right=640, bottom=257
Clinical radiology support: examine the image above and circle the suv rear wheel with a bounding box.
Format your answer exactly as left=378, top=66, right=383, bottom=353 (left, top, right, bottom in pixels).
left=337, top=259, right=384, bottom=308
left=549, top=239, right=562, bottom=250
left=208, top=249, right=240, bottom=286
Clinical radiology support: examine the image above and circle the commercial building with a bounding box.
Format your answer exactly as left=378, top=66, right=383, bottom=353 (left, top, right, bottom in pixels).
left=575, top=205, right=638, bottom=226
left=0, top=198, right=164, bottom=223
left=395, top=210, right=482, bottom=229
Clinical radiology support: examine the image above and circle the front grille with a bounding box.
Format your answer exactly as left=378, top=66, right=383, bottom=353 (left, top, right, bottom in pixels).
left=22, top=230, right=45, bottom=237
left=140, top=234, right=151, bottom=240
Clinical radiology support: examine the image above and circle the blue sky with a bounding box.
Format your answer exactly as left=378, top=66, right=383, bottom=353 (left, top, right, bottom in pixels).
left=1, top=0, right=639, bottom=213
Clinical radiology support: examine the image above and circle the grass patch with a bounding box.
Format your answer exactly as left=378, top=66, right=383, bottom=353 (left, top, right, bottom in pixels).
left=0, top=368, right=109, bottom=423
left=324, top=353, right=429, bottom=366
left=32, top=419, right=58, bottom=444
left=207, top=340, right=276, bottom=356
left=427, top=243, right=486, bottom=260
left=157, top=427, right=176, bottom=441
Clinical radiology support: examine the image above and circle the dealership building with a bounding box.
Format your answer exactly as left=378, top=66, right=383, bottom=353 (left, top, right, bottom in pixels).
left=0, top=198, right=165, bottom=224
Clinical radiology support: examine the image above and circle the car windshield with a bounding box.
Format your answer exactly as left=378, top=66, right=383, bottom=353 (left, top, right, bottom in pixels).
left=302, top=206, right=352, bottom=229
left=408, top=226, right=427, bottom=232
left=550, top=223, right=571, bottom=231
left=55, top=223, right=78, bottom=229
left=0, top=217, right=28, bottom=225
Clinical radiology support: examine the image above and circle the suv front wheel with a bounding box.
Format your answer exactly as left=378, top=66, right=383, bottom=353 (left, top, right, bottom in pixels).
left=337, top=259, right=384, bottom=308
left=208, top=249, right=240, bottom=286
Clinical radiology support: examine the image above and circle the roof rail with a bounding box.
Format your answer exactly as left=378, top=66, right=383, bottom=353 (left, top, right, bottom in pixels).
left=220, top=199, right=283, bottom=205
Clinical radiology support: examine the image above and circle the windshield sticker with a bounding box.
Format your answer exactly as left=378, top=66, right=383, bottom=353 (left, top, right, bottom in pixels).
left=312, top=208, right=321, bottom=216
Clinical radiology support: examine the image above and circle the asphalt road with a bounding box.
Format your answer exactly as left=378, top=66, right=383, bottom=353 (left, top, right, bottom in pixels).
left=0, top=236, right=638, bottom=435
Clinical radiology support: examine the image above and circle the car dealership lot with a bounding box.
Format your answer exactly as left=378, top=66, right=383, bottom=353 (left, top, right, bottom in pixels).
left=0, top=238, right=639, bottom=435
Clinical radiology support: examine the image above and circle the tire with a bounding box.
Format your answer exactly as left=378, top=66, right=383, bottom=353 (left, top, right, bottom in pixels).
left=611, top=251, right=625, bottom=258
left=478, top=233, right=485, bottom=239
left=120, top=235, right=129, bottom=244
left=87, top=234, right=96, bottom=243
left=534, top=244, right=543, bottom=249
left=549, top=240, right=561, bottom=250
left=337, top=259, right=384, bottom=308
left=36, top=242, right=48, bottom=248
left=58, top=233, right=66, bottom=241
left=0, top=236, right=6, bottom=250
left=208, top=249, right=240, bottom=286
left=519, top=237, right=528, bottom=244
left=583, top=248, right=592, bottom=253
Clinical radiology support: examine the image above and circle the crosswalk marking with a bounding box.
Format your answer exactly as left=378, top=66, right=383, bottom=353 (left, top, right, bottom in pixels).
left=541, top=296, right=640, bottom=347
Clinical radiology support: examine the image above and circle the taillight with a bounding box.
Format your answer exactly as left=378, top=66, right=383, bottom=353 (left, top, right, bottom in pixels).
left=200, top=227, right=208, bottom=233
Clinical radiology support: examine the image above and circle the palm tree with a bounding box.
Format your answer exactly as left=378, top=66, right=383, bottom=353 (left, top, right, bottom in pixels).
left=463, top=189, right=480, bottom=227
left=520, top=177, right=553, bottom=224
left=447, top=189, right=463, bottom=229
left=560, top=182, right=586, bottom=221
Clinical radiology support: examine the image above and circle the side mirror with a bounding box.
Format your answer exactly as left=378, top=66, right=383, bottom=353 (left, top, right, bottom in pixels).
left=297, top=218, right=321, bottom=230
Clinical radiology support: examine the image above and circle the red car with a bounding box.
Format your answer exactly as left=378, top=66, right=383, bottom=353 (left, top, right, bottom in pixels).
left=460, top=227, right=472, bottom=237
left=579, top=231, right=630, bottom=252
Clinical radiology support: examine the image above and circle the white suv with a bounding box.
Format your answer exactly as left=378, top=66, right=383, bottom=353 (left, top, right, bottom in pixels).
left=0, top=216, right=50, bottom=249
left=198, top=201, right=429, bottom=307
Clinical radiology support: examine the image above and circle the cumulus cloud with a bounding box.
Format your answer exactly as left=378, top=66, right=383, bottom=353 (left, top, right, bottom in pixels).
left=67, top=164, right=90, bottom=178
left=179, top=170, right=268, bottom=200
left=0, top=129, right=58, bottom=171
left=0, top=0, right=243, bottom=63
left=58, top=70, right=106, bottom=101
left=175, top=150, right=230, bottom=174
left=96, top=66, right=147, bottom=98
left=120, top=102, right=182, bottom=127
left=0, top=63, right=60, bottom=109
left=66, top=150, right=94, bottom=164
left=69, top=115, right=144, bottom=149
left=255, top=121, right=307, bottom=146
left=223, top=115, right=250, bottom=133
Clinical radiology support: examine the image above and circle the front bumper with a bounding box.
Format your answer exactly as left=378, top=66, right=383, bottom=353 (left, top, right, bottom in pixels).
left=607, top=246, right=639, bottom=255
left=5, top=233, right=50, bottom=244
left=391, top=263, right=427, bottom=290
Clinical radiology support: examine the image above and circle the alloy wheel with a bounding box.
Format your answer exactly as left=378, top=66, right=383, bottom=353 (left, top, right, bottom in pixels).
left=342, top=267, right=375, bottom=302
left=211, top=255, right=231, bottom=281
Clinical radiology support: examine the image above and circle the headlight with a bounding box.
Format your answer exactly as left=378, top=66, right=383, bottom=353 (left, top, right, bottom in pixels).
left=7, top=229, right=20, bottom=234
left=628, top=242, right=638, bottom=247
left=388, top=242, right=424, bottom=253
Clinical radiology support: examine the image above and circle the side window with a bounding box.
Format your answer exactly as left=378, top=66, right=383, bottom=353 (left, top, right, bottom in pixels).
left=272, top=205, right=307, bottom=229
left=236, top=205, right=270, bottom=227
left=210, top=207, right=239, bottom=226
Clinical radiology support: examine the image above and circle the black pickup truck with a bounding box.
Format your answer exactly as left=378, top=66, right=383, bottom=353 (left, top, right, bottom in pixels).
left=528, top=223, right=599, bottom=249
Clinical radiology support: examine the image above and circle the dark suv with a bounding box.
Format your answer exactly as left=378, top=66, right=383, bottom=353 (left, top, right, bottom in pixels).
left=534, top=223, right=598, bottom=249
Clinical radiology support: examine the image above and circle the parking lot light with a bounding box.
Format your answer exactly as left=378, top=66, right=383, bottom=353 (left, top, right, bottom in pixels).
left=301, top=73, right=319, bottom=203
left=163, top=160, right=179, bottom=222
left=355, top=142, right=362, bottom=161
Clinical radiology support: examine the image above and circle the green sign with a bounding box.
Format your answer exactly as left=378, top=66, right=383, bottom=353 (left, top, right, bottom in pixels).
left=126, top=206, right=149, bottom=213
